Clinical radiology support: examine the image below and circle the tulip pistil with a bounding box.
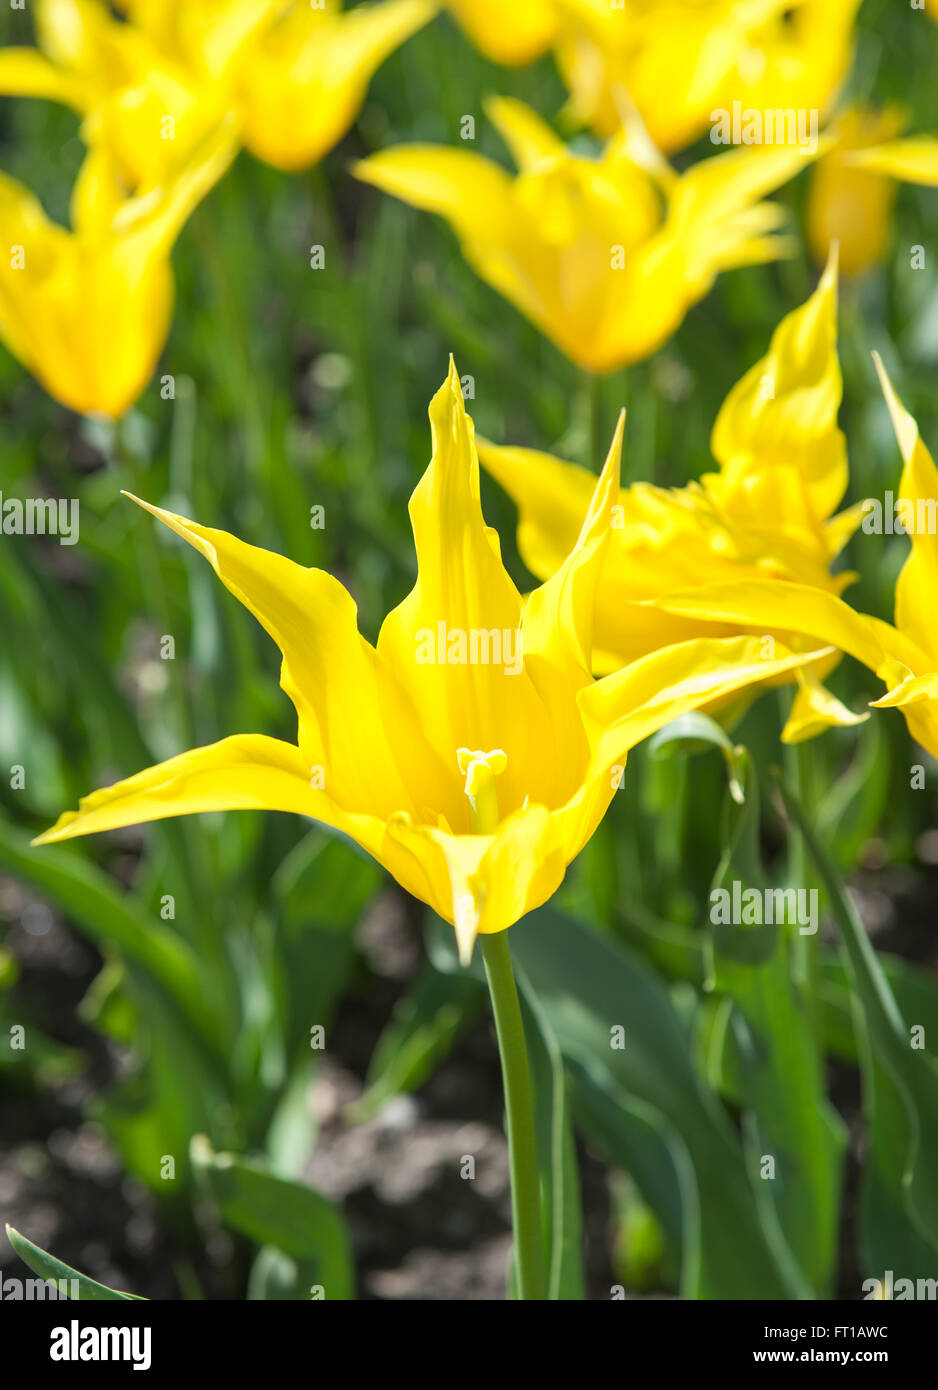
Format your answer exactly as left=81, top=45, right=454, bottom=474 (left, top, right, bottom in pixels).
left=457, top=748, right=507, bottom=835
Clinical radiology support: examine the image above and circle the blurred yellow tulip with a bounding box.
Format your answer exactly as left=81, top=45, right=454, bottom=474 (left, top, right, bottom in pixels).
left=478, top=249, right=866, bottom=740
left=444, top=0, right=557, bottom=65
left=354, top=96, right=817, bottom=372
left=0, top=0, right=232, bottom=191
left=237, top=0, right=436, bottom=170
left=35, top=361, right=827, bottom=961
left=845, top=137, right=938, bottom=189
left=554, top=0, right=859, bottom=154
left=0, top=0, right=433, bottom=410
left=0, top=122, right=236, bottom=417
left=806, top=106, right=906, bottom=277
left=1, top=0, right=435, bottom=177
left=117, top=0, right=437, bottom=171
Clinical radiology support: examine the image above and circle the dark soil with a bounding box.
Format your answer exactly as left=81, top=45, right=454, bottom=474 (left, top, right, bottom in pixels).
left=1, top=857, right=934, bottom=1301
left=0, top=878, right=613, bottom=1301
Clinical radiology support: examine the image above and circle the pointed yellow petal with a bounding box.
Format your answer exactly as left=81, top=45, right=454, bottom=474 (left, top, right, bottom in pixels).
left=710, top=244, right=846, bottom=525
left=585, top=142, right=813, bottom=370
left=846, top=138, right=938, bottom=187
left=111, top=117, right=238, bottom=256
left=386, top=803, right=563, bottom=963
left=517, top=415, right=625, bottom=803
left=0, top=46, right=90, bottom=109
left=68, top=143, right=126, bottom=239
left=578, top=635, right=834, bottom=774
left=781, top=667, right=869, bottom=744
left=37, top=0, right=122, bottom=72
left=476, top=436, right=596, bottom=585
left=655, top=578, right=923, bottom=672
left=377, top=360, right=556, bottom=822
left=33, top=735, right=317, bottom=844
left=353, top=143, right=514, bottom=238
left=870, top=673, right=938, bottom=709
left=238, top=0, right=435, bottom=170
left=484, top=95, right=565, bottom=171
left=522, top=411, right=624, bottom=687
left=548, top=634, right=836, bottom=868
left=873, top=354, right=938, bottom=668
left=120, top=491, right=441, bottom=819
left=668, top=141, right=824, bottom=239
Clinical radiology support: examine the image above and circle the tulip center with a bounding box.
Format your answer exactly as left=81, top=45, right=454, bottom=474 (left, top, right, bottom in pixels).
left=457, top=748, right=507, bottom=835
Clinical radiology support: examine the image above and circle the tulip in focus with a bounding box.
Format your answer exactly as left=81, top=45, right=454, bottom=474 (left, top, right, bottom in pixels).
left=35, top=362, right=828, bottom=962
left=478, top=249, right=865, bottom=740
left=354, top=97, right=818, bottom=372
left=651, top=360, right=938, bottom=761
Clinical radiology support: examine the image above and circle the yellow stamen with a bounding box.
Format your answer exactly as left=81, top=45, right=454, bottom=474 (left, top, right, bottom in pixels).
left=456, top=748, right=507, bottom=835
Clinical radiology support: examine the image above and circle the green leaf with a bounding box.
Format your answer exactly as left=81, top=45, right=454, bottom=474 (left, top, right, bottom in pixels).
left=820, top=952, right=938, bottom=1065
left=272, top=831, right=382, bottom=1058
left=510, top=908, right=799, bottom=1298
left=350, top=960, right=484, bottom=1122
left=192, top=1138, right=354, bottom=1299
left=92, top=975, right=233, bottom=1198
left=5, top=1226, right=143, bottom=1300
left=0, top=821, right=209, bottom=1043
left=649, top=711, right=747, bottom=804
left=814, top=717, right=892, bottom=868
left=709, top=756, right=845, bottom=1297
left=777, top=774, right=938, bottom=1275
left=516, top=964, right=586, bottom=1300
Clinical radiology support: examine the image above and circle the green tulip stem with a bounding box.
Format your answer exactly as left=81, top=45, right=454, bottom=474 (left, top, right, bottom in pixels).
left=479, top=929, right=547, bottom=1301
left=463, top=753, right=545, bottom=1300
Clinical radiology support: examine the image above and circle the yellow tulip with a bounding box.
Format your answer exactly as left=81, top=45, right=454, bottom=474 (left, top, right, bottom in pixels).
left=553, top=0, right=859, bottom=154
left=111, top=0, right=281, bottom=79
left=114, top=0, right=437, bottom=172
left=844, top=137, right=938, bottom=189
left=444, top=0, right=558, bottom=66
left=35, top=362, right=827, bottom=961
left=477, top=249, right=865, bottom=740
left=806, top=106, right=907, bottom=277
left=0, top=122, right=236, bottom=417
left=1, top=0, right=435, bottom=177
left=651, top=359, right=938, bottom=759
left=0, top=0, right=233, bottom=192
left=354, top=96, right=816, bottom=372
